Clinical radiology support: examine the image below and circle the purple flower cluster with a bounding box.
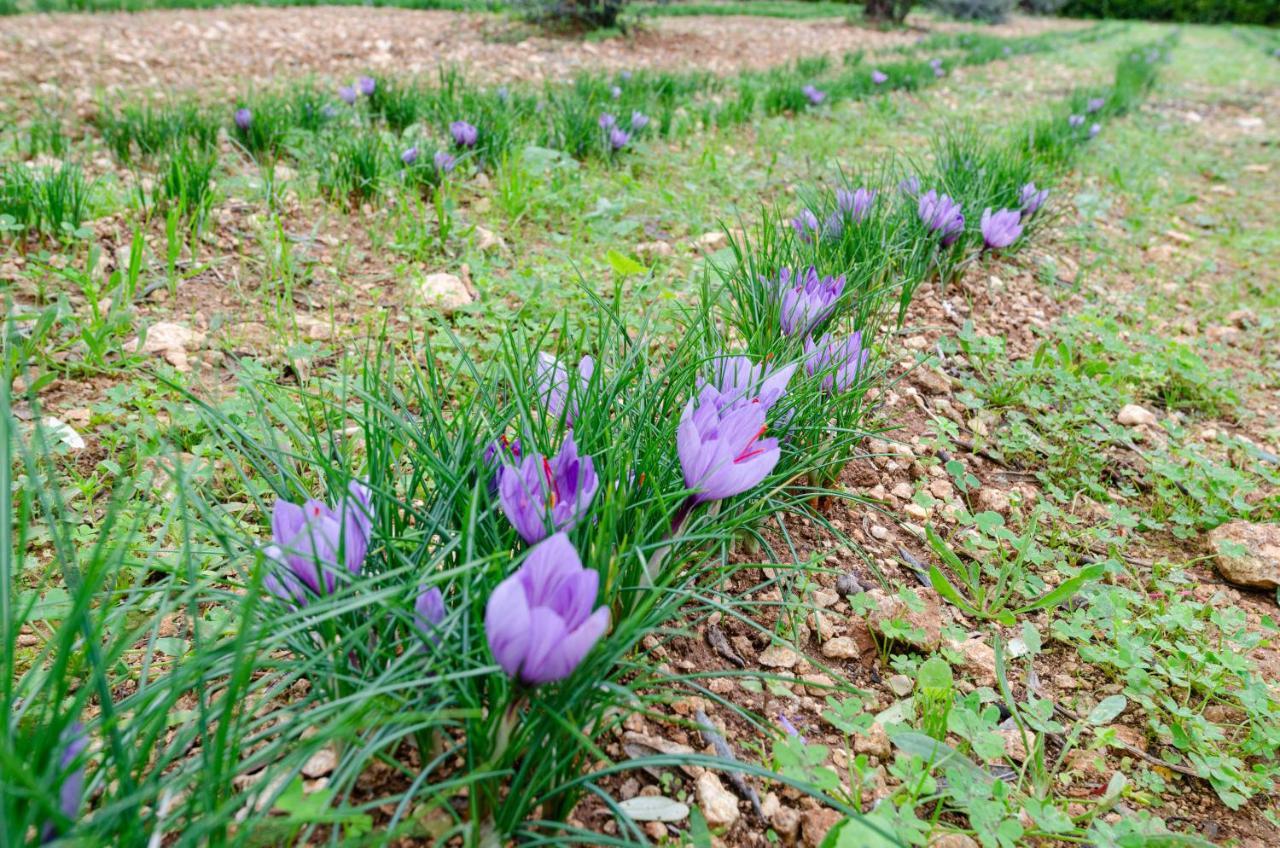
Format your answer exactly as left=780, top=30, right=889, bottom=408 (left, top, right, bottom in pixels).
left=980, top=208, right=1023, bottom=250
left=263, top=480, right=373, bottom=606
left=804, top=332, right=868, bottom=394
left=918, top=190, right=965, bottom=246
left=802, top=85, right=826, bottom=106
left=766, top=266, right=846, bottom=337
left=498, top=432, right=599, bottom=544
left=791, top=208, right=821, bottom=243
left=450, top=120, right=479, bottom=148
left=1019, top=182, right=1048, bottom=219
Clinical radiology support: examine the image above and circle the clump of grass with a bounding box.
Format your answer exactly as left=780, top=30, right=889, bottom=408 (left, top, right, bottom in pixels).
left=0, top=163, right=93, bottom=241
left=96, top=101, right=218, bottom=163
left=151, top=143, right=219, bottom=227
left=318, top=132, right=388, bottom=205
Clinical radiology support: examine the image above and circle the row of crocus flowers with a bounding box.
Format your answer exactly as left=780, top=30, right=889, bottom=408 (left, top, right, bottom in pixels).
left=29, top=38, right=1171, bottom=846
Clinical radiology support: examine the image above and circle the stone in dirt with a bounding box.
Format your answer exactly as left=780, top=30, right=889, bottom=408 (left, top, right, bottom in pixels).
left=128, top=321, right=205, bottom=372
left=1116, top=404, right=1157, bottom=427
left=635, top=241, right=675, bottom=261
left=947, top=636, right=997, bottom=688
left=929, top=834, right=980, bottom=848
left=691, top=231, right=728, bottom=253
left=864, top=588, right=944, bottom=651
left=1208, top=521, right=1280, bottom=589
left=759, top=645, right=800, bottom=668
left=801, top=808, right=842, bottom=847
left=417, top=273, right=475, bottom=314
left=695, top=772, right=739, bottom=828
left=821, top=636, right=867, bottom=660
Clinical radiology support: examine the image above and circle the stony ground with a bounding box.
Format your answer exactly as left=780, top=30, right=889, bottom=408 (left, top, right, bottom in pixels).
left=3, top=7, right=1278, bottom=847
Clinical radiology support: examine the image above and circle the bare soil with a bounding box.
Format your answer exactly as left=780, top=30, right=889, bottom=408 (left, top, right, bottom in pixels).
left=0, top=7, right=1084, bottom=104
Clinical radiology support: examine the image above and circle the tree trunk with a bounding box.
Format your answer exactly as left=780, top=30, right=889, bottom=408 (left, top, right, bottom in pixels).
left=863, top=0, right=913, bottom=23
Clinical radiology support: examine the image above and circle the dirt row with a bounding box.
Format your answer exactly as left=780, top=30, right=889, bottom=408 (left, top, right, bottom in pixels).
left=0, top=7, right=1085, bottom=105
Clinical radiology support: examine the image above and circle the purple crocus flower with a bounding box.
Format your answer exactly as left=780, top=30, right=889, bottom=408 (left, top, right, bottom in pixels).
left=768, top=266, right=847, bottom=336
left=804, top=332, right=868, bottom=393
left=777, top=713, right=806, bottom=743
left=338, top=85, right=357, bottom=106
left=450, top=120, right=478, bottom=148
left=929, top=58, right=943, bottom=70
left=899, top=175, right=921, bottom=197
left=598, top=112, right=617, bottom=130
left=1089, top=123, right=1101, bottom=139
left=535, top=353, right=594, bottom=426
left=918, top=190, right=965, bottom=246
left=485, top=532, right=610, bottom=686
left=434, top=150, right=457, bottom=174
left=871, top=69, right=888, bottom=85
left=262, top=480, right=373, bottom=606
left=980, top=207, right=1023, bottom=250
left=1086, top=97, right=1105, bottom=113
left=700, top=355, right=798, bottom=413
left=620, top=70, right=633, bottom=82
left=1019, top=182, right=1049, bottom=218
left=678, top=390, right=780, bottom=504
left=358, top=75, right=376, bottom=97
left=40, top=723, right=88, bottom=843
left=609, top=127, right=630, bottom=151
left=610, top=85, right=622, bottom=99
left=802, top=84, right=826, bottom=106
left=791, top=208, right=821, bottom=243
left=836, top=187, right=876, bottom=223
left=1068, top=115, right=1085, bottom=128
left=498, top=432, right=599, bottom=544
left=234, top=108, right=252, bottom=131
left=401, top=146, right=419, bottom=166
left=630, top=110, right=650, bottom=132
left=414, top=586, right=446, bottom=646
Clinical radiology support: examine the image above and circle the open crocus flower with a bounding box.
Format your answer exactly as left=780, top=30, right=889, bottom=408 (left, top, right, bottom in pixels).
left=802, top=84, right=826, bottom=106
left=358, top=76, right=376, bottom=97
left=1019, top=182, right=1049, bottom=218
left=700, top=355, right=797, bottom=413
left=871, top=69, right=888, bottom=85
left=1086, top=97, right=1105, bottom=113
left=804, top=332, right=869, bottom=393
left=980, top=208, right=1024, bottom=250
left=234, top=109, right=252, bottom=131
left=450, top=120, right=478, bottom=148
left=598, top=112, right=616, bottom=130
left=485, top=532, right=610, bottom=686
left=836, top=187, right=876, bottom=223
left=434, top=150, right=457, bottom=173
left=414, top=586, right=446, bottom=647
left=401, top=146, right=419, bottom=166
left=918, top=190, right=965, bottom=246
left=338, top=85, right=357, bottom=105
left=630, top=110, right=650, bottom=132
left=498, top=432, right=599, bottom=544
left=610, top=85, right=622, bottom=99
left=1068, top=114, right=1085, bottom=128
left=609, top=127, right=630, bottom=150
left=678, top=390, right=780, bottom=504
left=768, top=265, right=846, bottom=336
left=262, top=480, right=373, bottom=606
left=791, top=209, right=821, bottom=243
left=40, top=723, right=88, bottom=843
left=535, top=352, right=594, bottom=426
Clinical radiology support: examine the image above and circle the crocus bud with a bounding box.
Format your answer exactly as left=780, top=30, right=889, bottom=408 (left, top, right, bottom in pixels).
left=485, top=532, right=609, bottom=685
left=871, top=69, right=888, bottom=85
left=401, top=146, right=419, bottom=166
left=609, top=127, right=630, bottom=150
left=338, top=86, right=357, bottom=105
left=234, top=108, right=252, bottom=130
left=434, top=150, right=457, bottom=174
left=980, top=207, right=1023, bottom=250
left=802, top=84, right=826, bottom=106
left=357, top=76, right=376, bottom=97
left=450, top=120, right=478, bottom=148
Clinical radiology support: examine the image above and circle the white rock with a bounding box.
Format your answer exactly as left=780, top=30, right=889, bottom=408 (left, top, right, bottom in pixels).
left=418, top=273, right=474, bottom=313
left=41, top=417, right=86, bottom=451
left=1117, top=404, right=1156, bottom=427
left=759, top=645, right=800, bottom=668
left=1208, top=521, right=1280, bottom=589
left=128, top=321, right=205, bottom=371
left=695, top=772, right=740, bottom=828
